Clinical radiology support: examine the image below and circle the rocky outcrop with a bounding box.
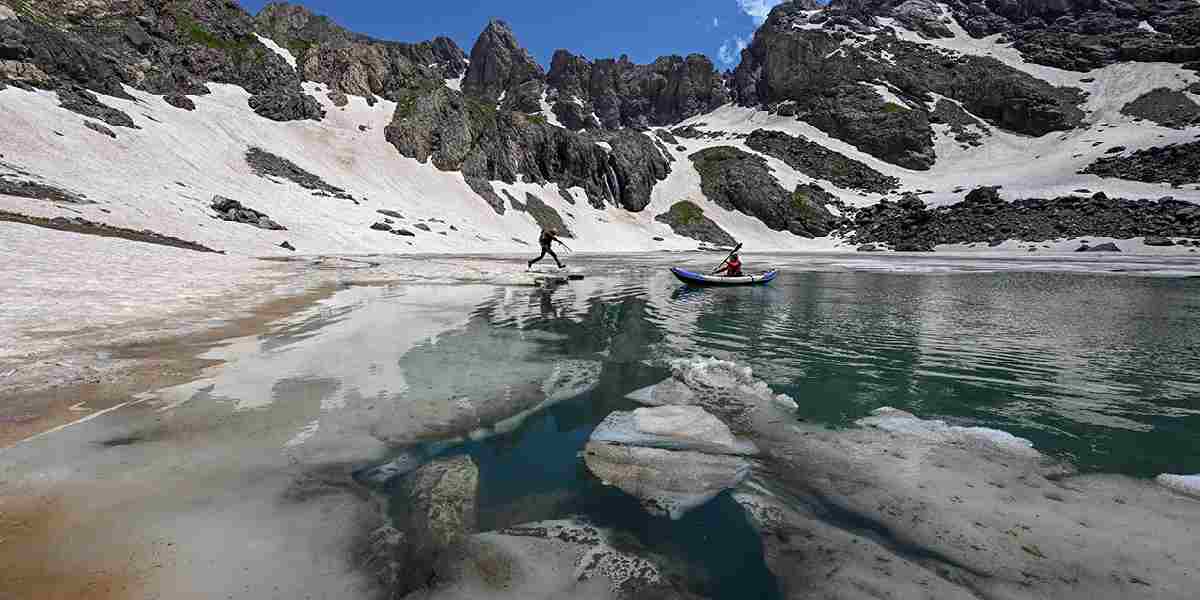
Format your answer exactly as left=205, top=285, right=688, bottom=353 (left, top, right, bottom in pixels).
left=211, top=195, right=286, bottom=230
left=0, top=0, right=320, bottom=121
left=518, top=193, right=573, bottom=238
left=247, top=87, right=324, bottom=121
left=368, top=455, right=479, bottom=597
left=164, top=93, right=196, bottom=110
left=462, top=19, right=544, bottom=108
left=546, top=50, right=729, bottom=130
left=0, top=177, right=92, bottom=204
left=844, top=187, right=1200, bottom=248
left=57, top=87, right=137, bottom=128
left=84, top=120, right=117, bottom=138
left=1081, top=141, right=1200, bottom=186
left=931, top=97, right=990, bottom=146
left=815, top=0, right=1200, bottom=72
left=0, top=210, right=220, bottom=253
left=253, top=2, right=466, bottom=103
left=384, top=86, right=669, bottom=213
left=744, top=129, right=899, bottom=193
left=1077, top=242, right=1122, bottom=252
left=690, top=147, right=842, bottom=238
left=732, top=2, right=1086, bottom=168
left=584, top=406, right=757, bottom=519
left=1120, top=87, right=1200, bottom=128
left=245, top=147, right=355, bottom=200
left=654, top=201, right=737, bottom=246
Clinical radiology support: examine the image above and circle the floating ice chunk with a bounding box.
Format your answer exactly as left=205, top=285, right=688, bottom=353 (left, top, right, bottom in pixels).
left=583, top=442, right=752, bottom=520
left=253, top=34, right=297, bottom=70
left=857, top=407, right=1039, bottom=457
left=1156, top=474, right=1200, bottom=499
left=591, top=406, right=758, bottom=456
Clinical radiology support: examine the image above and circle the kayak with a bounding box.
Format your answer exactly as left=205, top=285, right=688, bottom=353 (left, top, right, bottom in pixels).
left=670, top=267, right=778, bottom=286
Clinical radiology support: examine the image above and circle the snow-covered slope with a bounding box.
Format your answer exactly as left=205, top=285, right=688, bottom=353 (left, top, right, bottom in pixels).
left=2, top=3, right=1199, bottom=258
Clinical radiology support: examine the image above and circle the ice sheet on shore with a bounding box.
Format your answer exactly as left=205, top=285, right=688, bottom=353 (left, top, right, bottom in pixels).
left=1157, top=474, right=1200, bottom=499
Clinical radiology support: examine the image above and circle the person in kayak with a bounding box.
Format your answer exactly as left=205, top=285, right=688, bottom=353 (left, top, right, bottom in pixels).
left=714, top=252, right=743, bottom=277
left=528, top=227, right=567, bottom=270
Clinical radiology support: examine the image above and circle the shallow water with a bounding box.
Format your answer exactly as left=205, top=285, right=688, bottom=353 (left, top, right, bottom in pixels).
left=410, top=253, right=1200, bottom=477
left=11, top=253, right=1197, bottom=598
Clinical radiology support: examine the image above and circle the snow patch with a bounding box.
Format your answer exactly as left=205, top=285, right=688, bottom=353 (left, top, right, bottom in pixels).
left=538, top=90, right=565, bottom=128
left=1156, top=474, right=1200, bottom=499
left=1137, top=20, right=1158, bottom=34
left=253, top=34, right=297, bottom=71
left=594, top=141, right=612, bottom=152
left=857, top=407, right=1040, bottom=457
left=445, top=74, right=464, bottom=92
left=865, top=82, right=910, bottom=108
left=284, top=420, right=320, bottom=448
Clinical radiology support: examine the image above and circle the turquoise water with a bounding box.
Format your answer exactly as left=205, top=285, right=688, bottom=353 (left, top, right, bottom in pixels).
left=463, top=257, right=1200, bottom=477
left=359, top=254, right=1200, bottom=596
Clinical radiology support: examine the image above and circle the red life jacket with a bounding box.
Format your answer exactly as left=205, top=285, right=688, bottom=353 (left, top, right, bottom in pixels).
left=726, top=257, right=743, bottom=276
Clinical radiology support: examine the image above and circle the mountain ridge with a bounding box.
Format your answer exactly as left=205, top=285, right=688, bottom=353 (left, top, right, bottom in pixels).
left=1, top=0, right=1199, bottom=256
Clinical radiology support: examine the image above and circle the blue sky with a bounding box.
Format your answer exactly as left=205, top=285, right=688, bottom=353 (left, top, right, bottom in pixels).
left=237, top=1, right=813, bottom=68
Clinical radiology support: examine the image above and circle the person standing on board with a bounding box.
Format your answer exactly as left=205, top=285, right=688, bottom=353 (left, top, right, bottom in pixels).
left=528, top=227, right=567, bottom=270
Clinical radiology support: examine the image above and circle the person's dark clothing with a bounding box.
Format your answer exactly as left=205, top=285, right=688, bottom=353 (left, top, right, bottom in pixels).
left=529, top=230, right=564, bottom=268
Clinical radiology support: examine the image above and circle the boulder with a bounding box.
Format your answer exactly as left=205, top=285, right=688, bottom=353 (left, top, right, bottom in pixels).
left=248, top=88, right=325, bottom=122
left=164, top=93, right=196, bottom=110
left=211, top=195, right=286, bottom=230
left=690, top=147, right=841, bottom=237
left=654, top=201, right=736, bottom=246
left=1076, top=242, right=1122, bottom=252
left=370, top=221, right=393, bottom=232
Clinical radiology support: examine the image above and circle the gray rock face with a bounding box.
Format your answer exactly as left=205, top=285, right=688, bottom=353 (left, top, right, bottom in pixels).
left=245, top=147, right=355, bottom=199
left=690, top=147, right=842, bottom=238
left=520, top=193, right=573, bottom=238
left=164, top=93, right=196, bottom=110
left=83, top=120, right=117, bottom=138
left=846, top=187, right=1200, bottom=248
left=369, top=455, right=479, bottom=597
left=0, top=0, right=320, bottom=121
left=1120, top=87, right=1200, bottom=128
left=57, top=87, right=137, bottom=128
left=654, top=201, right=737, bottom=246
left=732, top=3, right=1086, bottom=168
left=462, top=19, right=544, bottom=105
left=1077, top=241, right=1122, bottom=252
left=546, top=50, right=729, bottom=129
left=247, top=87, right=324, bottom=121
left=254, top=2, right=465, bottom=102
left=211, top=195, right=286, bottom=230
left=1081, top=141, right=1200, bottom=186
left=744, top=129, right=900, bottom=193
left=384, top=86, right=669, bottom=213
left=931, top=97, right=991, bottom=146
left=818, top=0, right=1200, bottom=72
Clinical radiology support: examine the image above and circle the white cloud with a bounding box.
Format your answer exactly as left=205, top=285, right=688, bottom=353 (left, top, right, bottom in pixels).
left=717, top=35, right=750, bottom=66
left=713, top=17, right=720, bottom=28
left=736, top=0, right=786, bottom=24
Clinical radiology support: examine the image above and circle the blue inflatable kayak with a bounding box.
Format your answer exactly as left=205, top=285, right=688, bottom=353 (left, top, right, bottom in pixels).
left=671, top=267, right=778, bottom=286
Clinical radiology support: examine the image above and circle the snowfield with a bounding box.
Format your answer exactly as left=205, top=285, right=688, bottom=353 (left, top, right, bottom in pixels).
left=0, top=22, right=1196, bottom=262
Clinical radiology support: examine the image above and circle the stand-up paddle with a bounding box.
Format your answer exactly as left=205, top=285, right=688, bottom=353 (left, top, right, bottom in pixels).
left=711, top=242, right=743, bottom=274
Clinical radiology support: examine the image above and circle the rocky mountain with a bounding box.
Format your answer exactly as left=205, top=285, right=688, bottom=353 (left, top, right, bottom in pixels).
left=1, top=0, right=1199, bottom=257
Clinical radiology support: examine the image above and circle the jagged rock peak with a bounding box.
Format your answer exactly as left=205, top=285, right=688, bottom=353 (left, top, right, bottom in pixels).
left=463, top=18, right=545, bottom=103
left=545, top=49, right=729, bottom=130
